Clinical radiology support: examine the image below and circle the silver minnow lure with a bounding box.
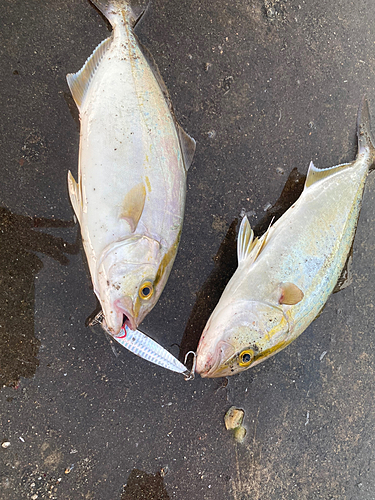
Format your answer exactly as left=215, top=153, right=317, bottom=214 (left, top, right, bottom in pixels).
left=113, top=325, right=190, bottom=376
left=196, top=98, right=375, bottom=378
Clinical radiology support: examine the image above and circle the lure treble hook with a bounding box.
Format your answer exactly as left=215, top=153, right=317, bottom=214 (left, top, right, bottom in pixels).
left=183, top=351, right=197, bottom=381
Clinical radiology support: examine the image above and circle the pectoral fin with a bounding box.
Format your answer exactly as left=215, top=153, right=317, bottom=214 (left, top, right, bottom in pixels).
left=67, top=170, right=82, bottom=224
left=120, top=183, right=146, bottom=232
left=278, top=282, right=304, bottom=305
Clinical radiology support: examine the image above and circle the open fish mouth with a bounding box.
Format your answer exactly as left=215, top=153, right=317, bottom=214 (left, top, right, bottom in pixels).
left=101, top=304, right=137, bottom=335
left=121, top=313, right=136, bottom=332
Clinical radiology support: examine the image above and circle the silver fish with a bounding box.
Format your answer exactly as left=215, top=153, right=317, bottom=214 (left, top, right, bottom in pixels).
left=196, top=99, right=375, bottom=378
left=66, top=0, right=195, bottom=334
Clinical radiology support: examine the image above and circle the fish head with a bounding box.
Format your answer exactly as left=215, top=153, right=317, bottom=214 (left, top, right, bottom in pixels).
left=196, top=299, right=290, bottom=377
left=96, top=235, right=164, bottom=334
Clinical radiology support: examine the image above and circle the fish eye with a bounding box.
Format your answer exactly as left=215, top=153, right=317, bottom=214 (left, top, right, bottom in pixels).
left=139, top=281, right=154, bottom=300
left=239, top=349, right=254, bottom=367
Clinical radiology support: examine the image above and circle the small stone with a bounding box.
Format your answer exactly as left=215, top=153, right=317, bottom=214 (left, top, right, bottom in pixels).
left=1, top=442, right=10, bottom=449
left=160, top=466, right=169, bottom=477
left=233, top=426, right=247, bottom=443
left=224, top=406, right=244, bottom=430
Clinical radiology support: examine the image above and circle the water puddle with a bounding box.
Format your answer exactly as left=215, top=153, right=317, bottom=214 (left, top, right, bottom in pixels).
left=0, top=207, right=78, bottom=388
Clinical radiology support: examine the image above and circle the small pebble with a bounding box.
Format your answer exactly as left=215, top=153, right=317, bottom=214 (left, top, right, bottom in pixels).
left=224, top=406, right=244, bottom=430
left=233, top=426, right=247, bottom=443
left=160, top=466, right=169, bottom=477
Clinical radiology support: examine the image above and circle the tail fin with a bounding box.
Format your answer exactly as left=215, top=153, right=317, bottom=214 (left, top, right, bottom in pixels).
left=357, top=97, right=375, bottom=159
left=90, top=0, right=149, bottom=27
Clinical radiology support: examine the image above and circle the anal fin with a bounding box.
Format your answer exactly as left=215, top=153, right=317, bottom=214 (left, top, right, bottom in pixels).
left=237, top=216, right=254, bottom=263
left=237, top=216, right=273, bottom=266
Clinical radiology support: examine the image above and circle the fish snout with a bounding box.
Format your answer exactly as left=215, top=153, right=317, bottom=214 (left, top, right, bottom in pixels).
left=103, top=297, right=137, bottom=335
left=196, top=340, right=235, bottom=378
left=196, top=352, right=214, bottom=378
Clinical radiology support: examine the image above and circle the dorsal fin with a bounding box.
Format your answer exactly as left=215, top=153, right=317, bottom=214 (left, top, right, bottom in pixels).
left=177, top=125, right=196, bottom=171
left=66, top=36, right=112, bottom=111
left=305, top=160, right=352, bottom=189
left=119, top=182, right=146, bottom=232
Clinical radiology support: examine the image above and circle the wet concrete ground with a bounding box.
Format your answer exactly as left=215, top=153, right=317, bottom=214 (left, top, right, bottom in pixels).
left=2, top=0, right=375, bottom=498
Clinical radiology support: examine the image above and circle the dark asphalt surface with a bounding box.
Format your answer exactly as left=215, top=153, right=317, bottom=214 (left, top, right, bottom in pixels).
left=2, top=0, right=375, bottom=498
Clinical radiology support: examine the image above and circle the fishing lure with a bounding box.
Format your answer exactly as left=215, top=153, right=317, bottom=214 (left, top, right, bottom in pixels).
left=114, top=325, right=191, bottom=377
left=92, top=312, right=193, bottom=378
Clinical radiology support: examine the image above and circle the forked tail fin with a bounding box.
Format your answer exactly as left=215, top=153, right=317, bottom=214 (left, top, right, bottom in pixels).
left=90, top=0, right=149, bottom=27
left=357, top=97, right=375, bottom=162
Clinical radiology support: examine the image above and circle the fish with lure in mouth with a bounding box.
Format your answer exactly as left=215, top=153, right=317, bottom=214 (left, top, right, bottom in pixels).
left=66, top=0, right=195, bottom=334
left=196, top=99, right=375, bottom=378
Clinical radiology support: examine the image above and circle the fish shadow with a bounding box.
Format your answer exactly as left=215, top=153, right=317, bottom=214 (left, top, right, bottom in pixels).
left=0, top=207, right=79, bottom=388
left=179, top=167, right=306, bottom=363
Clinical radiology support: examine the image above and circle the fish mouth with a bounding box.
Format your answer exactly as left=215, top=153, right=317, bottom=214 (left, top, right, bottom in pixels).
left=114, top=298, right=138, bottom=331
left=102, top=300, right=137, bottom=335
left=121, top=313, right=137, bottom=331
left=197, top=340, right=234, bottom=378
